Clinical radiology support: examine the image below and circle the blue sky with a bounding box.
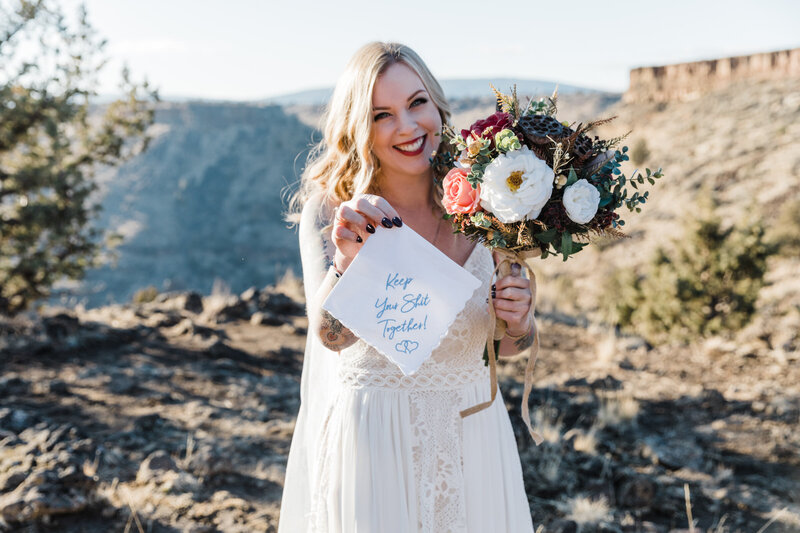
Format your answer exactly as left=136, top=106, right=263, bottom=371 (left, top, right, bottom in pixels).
left=61, top=0, right=799, bottom=100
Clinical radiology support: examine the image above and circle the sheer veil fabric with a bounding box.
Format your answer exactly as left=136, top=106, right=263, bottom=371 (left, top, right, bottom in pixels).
left=278, top=192, right=341, bottom=532
left=277, top=192, right=534, bottom=532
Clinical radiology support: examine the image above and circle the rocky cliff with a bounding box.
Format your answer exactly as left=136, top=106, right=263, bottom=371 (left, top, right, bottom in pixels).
left=624, top=48, right=800, bottom=103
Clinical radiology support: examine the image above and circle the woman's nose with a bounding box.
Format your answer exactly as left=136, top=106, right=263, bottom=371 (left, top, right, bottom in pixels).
left=396, top=109, right=417, bottom=134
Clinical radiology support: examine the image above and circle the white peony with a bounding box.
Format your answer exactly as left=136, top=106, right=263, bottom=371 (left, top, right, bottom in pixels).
left=479, top=146, right=554, bottom=223
left=562, top=178, right=601, bottom=224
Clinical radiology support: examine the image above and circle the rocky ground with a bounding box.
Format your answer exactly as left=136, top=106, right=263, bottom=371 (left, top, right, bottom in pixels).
left=1, top=277, right=798, bottom=532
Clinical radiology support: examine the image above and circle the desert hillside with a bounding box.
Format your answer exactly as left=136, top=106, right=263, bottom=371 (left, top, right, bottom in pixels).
left=530, top=76, right=800, bottom=358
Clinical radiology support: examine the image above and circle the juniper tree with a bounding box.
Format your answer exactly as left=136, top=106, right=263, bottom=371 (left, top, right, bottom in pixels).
left=0, top=0, right=157, bottom=315
left=603, top=191, right=778, bottom=344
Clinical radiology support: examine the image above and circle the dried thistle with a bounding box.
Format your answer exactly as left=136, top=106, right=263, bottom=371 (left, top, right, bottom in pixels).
left=594, top=130, right=631, bottom=152
left=490, top=83, right=519, bottom=118
left=550, top=140, right=573, bottom=176
left=546, top=85, right=559, bottom=116
left=580, top=116, right=618, bottom=135
left=596, top=226, right=630, bottom=239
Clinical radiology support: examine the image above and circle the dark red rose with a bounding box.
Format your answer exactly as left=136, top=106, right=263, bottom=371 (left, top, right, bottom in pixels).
left=460, top=111, right=513, bottom=141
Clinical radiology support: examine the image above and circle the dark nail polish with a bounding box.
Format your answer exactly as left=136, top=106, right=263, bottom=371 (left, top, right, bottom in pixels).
left=492, top=284, right=496, bottom=290
left=381, top=217, right=393, bottom=228
left=366, top=224, right=375, bottom=234
left=392, top=217, right=403, bottom=227
left=491, top=290, right=496, bottom=299
left=356, top=235, right=363, bottom=243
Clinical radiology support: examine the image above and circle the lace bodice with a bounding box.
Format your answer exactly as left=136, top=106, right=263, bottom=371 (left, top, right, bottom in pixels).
left=336, top=243, right=494, bottom=390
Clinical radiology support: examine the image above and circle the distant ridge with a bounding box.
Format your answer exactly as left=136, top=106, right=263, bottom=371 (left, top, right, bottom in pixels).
left=263, top=78, right=613, bottom=106
left=92, top=79, right=614, bottom=107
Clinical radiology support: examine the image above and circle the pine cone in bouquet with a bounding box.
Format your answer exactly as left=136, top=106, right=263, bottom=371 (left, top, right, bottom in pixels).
left=571, top=131, right=594, bottom=164
left=516, top=115, right=578, bottom=167
left=517, top=114, right=570, bottom=144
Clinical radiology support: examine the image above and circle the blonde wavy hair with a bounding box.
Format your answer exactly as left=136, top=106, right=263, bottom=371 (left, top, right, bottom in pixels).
left=287, top=41, right=453, bottom=221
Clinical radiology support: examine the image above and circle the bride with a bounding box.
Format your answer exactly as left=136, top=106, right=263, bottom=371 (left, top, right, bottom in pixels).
left=279, top=41, right=537, bottom=532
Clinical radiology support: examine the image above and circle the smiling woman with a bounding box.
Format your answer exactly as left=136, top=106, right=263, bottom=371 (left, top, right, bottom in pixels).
left=279, top=42, right=538, bottom=533
left=371, top=75, right=441, bottom=170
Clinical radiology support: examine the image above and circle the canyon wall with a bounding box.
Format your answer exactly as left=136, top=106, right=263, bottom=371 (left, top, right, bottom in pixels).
left=624, top=48, right=800, bottom=103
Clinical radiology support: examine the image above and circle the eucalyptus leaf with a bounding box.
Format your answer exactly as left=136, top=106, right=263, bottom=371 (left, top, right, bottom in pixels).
left=535, top=228, right=558, bottom=243
left=561, top=231, right=573, bottom=261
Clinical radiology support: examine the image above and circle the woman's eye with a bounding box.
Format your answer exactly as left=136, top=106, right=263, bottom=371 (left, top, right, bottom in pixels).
left=374, top=112, right=390, bottom=121
left=412, top=98, right=427, bottom=107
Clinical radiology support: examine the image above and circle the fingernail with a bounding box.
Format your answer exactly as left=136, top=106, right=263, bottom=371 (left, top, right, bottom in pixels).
left=491, top=290, right=496, bottom=299
left=381, top=217, right=393, bottom=228
left=392, top=217, right=403, bottom=227
left=366, top=224, right=375, bottom=234
left=492, top=284, right=496, bottom=290
left=356, top=235, right=363, bottom=243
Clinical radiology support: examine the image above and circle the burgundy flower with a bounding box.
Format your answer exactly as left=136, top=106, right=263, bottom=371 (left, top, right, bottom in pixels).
left=461, top=111, right=513, bottom=141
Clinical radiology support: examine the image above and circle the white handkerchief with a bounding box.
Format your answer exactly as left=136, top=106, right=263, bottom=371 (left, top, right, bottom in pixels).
left=322, top=224, right=482, bottom=375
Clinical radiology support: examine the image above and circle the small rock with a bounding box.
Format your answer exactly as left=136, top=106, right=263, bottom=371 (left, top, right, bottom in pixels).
left=619, top=335, right=651, bottom=351
left=548, top=519, right=578, bottom=533
left=251, top=310, right=286, bottom=326
left=700, top=388, right=726, bottom=410
left=240, top=287, right=260, bottom=302
left=215, top=299, right=251, bottom=323
left=143, top=311, right=182, bottom=328
left=39, top=379, right=69, bottom=395
left=590, top=374, right=623, bottom=391
left=136, top=450, right=179, bottom=484
left=617, top=475, right=657, bottom=508
left=258, top=291, right=304, bottom=316
left=0, top=376, right=29, bottom=398
left=184, top=444, right=235, bottom=477
left=0, top=409, right=35, bottom=433
left=41, top=312, right=80, bottom=342
left=564, top=377, right=590, bottom=388
left=108, top=375, right=138, bottom=395
left=133, top=413, right=165, bottom=433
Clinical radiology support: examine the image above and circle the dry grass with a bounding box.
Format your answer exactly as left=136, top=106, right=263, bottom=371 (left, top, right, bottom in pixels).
left=565, top=494, right=612, bottom=526
left=595, top=388, right=640, bottom=429
left=531, top=402, right=565, bottom=444
left=563, top=426, right=599, bottom=455
left=274, top=267, right=305, bottom=303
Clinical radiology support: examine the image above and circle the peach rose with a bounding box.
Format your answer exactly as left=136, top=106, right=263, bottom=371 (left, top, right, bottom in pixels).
left=442, top=167, right=481, bottom=215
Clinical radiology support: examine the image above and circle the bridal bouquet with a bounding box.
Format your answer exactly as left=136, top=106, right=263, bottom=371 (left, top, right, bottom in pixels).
left=433, top=86, right=663, bottom=445
left=434, top=85, right=663, bottom=261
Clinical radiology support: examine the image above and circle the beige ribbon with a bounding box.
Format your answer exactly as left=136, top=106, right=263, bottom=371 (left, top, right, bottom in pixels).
left=459, top=248, right=545, bottom=446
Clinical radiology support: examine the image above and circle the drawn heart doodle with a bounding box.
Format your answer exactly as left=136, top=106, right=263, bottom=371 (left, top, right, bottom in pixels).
left=395, top=340, right=419, bottom=354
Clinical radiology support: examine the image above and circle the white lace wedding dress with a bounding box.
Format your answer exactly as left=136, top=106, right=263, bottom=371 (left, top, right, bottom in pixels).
left=277, top=194, right=534, bottom=533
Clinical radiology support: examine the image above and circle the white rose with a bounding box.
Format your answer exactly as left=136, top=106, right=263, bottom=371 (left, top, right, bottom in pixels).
left=478, top=146, right=554, bottom=223
left=562, top=178, right=600, bottom=224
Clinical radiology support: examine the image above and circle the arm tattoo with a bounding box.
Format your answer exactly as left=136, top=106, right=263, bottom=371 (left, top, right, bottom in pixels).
left=320, top=309, right=357, bottom=350
left=321, top=232, right=334, bottom=265
left=513, top=330, right=534, bottom=351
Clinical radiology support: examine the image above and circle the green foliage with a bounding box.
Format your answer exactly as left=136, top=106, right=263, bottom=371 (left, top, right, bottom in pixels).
left=630, top=138, right=651, bottom=166
left=132, top=285, right=158, bottom=304
left=767, top=198, right=800, bottom=257
left=591, top=147, right=663, bottom=230
left=470, top=212, right=492, bottom=228
left=494, top=129, right=520, bottom=153
left=0, top=1, right=158, bottom=315
left=600, top=194, right=778, bottom=344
